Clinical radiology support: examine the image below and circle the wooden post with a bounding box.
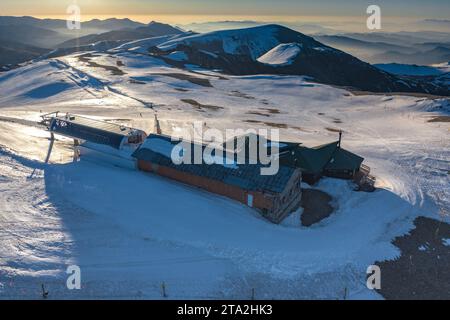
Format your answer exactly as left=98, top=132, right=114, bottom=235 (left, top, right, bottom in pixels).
left=154, top=114, right=162, bottom=135
left=44, top=132, right=55, bottom=163
left=161, top=281, right=167, bottom=298
left=73, top=139, right=80, bottom=162
left=41, top=284, right=49, bottom=299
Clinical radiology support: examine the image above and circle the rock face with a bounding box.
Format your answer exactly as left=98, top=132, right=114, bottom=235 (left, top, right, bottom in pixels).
left=151, top=24, right=450, bottom=96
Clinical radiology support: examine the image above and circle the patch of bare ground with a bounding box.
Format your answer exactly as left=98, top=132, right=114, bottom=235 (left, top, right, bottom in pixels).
left=104, top=118, right=131, bottom=123
left=347, top=89, right=450, bottom=100
left=244, top=119, right=288, bottom=129
left=181, top=99, right=223, bottom=112
left=229, top=90, right=255, bottom=99
left=260, top=108, right=281, bottom=114
left=246, top=108, right=281, bottom=118
left=152, top=73, right=213, bottom=87
left=300, top=189, right=334, bottom=227
left=129, top=79, right=146, bottom=85
left=190, top=70, right=228, bottom=80
left=428, top=115, right=450, bottom=123
left=246, top=111, right=271, bottom=117
left=243, top=119, right=307, bottom=131
left=375, top=216, right=450, bottom=300
left=77, top=53, right=126, bottom=76
left=326, top=127, right=343, bottom=133
left=174, top=88, right=189, bottom=92
left=291, top=126, right=310, bottom=132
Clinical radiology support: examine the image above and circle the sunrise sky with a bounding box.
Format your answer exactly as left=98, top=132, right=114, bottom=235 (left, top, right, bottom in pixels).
left=1, top=0, right=449, bottom=18
left=0, top=0, right=449, bottom=32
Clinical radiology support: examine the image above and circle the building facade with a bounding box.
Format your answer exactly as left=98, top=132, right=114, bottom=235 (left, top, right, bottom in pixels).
left=132, top=134, right=302, bottom=223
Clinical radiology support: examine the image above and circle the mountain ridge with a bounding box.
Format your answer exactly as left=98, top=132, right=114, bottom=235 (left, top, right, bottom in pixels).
left=57, top=22, right=185, bottom=48
left=149, top=24, right=449, bottom=95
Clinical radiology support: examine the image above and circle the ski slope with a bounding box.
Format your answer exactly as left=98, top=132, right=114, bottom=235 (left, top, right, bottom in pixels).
left=0, top=43, right=448, bottom=299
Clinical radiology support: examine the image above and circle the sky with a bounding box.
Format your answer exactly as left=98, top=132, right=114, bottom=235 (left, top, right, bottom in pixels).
left=1, top=0, right=449, bottom=19
left=0, top=0, right=450, bottom=32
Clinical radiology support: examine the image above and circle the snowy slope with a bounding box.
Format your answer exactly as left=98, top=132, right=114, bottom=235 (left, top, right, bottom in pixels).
left=111, top=34, right=188, bottom=54
left=257, top=43, right=302, bottom=66
left=157, top=25, right=286, bottom=60
left=0, top=48, right=449, bottom=299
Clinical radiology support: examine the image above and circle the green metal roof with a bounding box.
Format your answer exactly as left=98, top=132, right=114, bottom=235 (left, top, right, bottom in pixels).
left=284, top=141, right=364, bottom=174
left=325, top=147, right=364, bottom=171
left=292, top=142, right=338, bottom=174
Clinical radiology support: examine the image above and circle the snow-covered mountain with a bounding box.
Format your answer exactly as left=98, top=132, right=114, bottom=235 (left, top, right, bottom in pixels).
left=156, top=24, right=322, bottom=59
left=150, top=24, right=450, bottom=95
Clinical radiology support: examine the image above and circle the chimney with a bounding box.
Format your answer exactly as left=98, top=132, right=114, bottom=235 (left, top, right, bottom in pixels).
left=154, top=114, right=162, bottom=135
left=338, top=130, right=342, bottom=148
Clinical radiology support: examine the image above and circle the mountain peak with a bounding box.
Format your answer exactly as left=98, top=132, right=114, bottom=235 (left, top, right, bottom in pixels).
left=157, top=24, right=321, bottom=60
left=151, top=24, right=449, bottom=95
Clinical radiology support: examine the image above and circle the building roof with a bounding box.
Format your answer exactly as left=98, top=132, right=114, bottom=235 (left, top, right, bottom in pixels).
left=132, top=134, right=299, bottom=194
left=49, top=114, right=143, bottom=149
left=325, top=147, right=364, bottom=171
left=223, top=133, right=298, bottom=154
left=282, top=141, right=364, bottom=174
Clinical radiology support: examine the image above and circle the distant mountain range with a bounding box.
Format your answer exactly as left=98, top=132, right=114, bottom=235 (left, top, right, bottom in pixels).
left=0, top=17, right=448, bottom=95
left=315, top=35, right=412, bottom=55
left=0, top=16, right=144, bottom=34
left=371, top=46, right=450, bottom=65
left=0, top=40, right=49, bottom=69
left=58, top=22, right=184, bottom=48
left=374, top=63, right=449, bottom=76
left=150, top=24, right=449, bottom=95
left=0, top=24, right=67, bottom=48
left=317, top=32, right=450, bottom=65
left=0, top=16, right=148, bottom=49
left=0, top=17, right=185, bottom=69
